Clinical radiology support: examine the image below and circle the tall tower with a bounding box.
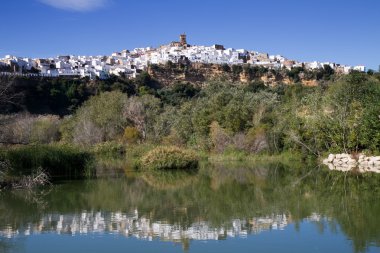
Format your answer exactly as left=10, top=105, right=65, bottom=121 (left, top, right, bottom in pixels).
left=180, top=34, right=187, bottom=46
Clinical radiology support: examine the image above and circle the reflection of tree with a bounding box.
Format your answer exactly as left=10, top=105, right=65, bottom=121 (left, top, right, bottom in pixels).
left=0, top=162, right=379, bottom=253
left=141, top=169, right=198, bottom=190
left=281, top=167, right=380, bottom=253
left=0, top=190, right=46, bottom=228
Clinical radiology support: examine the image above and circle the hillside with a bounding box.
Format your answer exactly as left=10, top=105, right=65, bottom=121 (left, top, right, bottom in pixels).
left=148, top=62, right=338, bottom=87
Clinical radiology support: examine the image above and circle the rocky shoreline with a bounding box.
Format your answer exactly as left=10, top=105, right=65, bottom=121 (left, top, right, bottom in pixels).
left=323, top=154, right=380, bottom=173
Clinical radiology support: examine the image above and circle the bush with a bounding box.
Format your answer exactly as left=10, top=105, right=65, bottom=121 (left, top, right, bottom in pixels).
left=30, top=115, right=61, bottom=144
left=209, top=121, right=230, bottom=153
left=123, top=127, right=140, bottom=144
left=0, top=114, right=60, bottom=145
left=62, top=91, right=128, bottom=146
left=140, top=146, right=198, bottom=171
left=0, top=114, right=34, bottom=144
left=244, top=127, right=269, bottom=153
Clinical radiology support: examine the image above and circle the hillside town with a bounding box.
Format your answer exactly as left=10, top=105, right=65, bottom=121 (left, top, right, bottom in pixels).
left=0, top=34, right=366, bottom=80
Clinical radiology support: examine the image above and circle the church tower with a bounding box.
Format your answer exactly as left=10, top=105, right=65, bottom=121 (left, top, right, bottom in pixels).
left=180, top=34, right=187, bottom=46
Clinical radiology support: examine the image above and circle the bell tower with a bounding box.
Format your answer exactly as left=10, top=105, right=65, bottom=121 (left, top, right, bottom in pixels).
left=180, top=33, right=187, bottom=46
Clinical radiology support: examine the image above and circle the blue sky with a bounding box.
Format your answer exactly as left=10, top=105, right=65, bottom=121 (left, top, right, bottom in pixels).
left=1, top=0, right=379, bottom=69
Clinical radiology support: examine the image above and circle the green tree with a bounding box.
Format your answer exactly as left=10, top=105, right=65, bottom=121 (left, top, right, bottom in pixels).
left=61, top=91, right=128, bottom=146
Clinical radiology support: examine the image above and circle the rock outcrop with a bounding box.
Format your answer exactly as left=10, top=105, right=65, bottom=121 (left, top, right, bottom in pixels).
left=148, top=63, right=327, bottom=87
left=323, top=154, right=380, bottom=173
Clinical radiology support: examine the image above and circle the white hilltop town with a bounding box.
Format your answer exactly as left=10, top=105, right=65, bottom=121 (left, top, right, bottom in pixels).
left=0, top=34, right=366, bottom=80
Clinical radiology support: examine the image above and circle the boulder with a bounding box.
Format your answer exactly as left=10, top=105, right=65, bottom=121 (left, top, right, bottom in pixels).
left=336, top=166, right=351, bottom=172
left=347, top=159, right=357, bottom=165
left=327, top=154, right=335, bottom=162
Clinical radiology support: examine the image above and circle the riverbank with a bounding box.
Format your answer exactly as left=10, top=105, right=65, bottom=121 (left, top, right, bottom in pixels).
left=0, top=143, right=311, bottom=189
left=5, top=142, right=380, bottom=191
left=207, top=150, right=310, bottom=164
left=0, top=144, right=94, bottom=190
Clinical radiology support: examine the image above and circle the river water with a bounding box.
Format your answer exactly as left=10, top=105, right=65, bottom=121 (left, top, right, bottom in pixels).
left=0, top=162, right=379, bottom=253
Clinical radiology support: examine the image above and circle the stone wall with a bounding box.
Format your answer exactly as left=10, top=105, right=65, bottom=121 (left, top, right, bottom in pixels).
left=323, top=154, right=380, bottom=173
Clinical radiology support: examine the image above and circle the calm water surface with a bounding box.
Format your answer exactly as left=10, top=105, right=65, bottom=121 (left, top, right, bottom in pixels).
left=0, top=162, right=379, bottom=253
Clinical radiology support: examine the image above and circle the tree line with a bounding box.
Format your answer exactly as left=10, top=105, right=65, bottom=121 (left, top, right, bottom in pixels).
left=1, top=71, right=380, bottom=156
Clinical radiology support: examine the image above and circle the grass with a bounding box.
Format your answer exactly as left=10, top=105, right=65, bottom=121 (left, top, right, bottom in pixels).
left=207, top=149, right=307, bottom=165
left=125, top=143, right=157, bottom=169
left=0, top=144, right=94, bottom=180
left=91, top=141, right=125, bottom=159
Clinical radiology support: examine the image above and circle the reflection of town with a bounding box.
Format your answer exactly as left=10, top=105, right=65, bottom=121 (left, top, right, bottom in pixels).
left=0, top=210, right=322, bottom=241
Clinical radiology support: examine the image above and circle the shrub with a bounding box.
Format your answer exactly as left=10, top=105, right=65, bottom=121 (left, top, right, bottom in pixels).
left=123, top=127, right=140, bottom=144
left=0, top=114, right=34, bottom=144
left=162, top=130, right=185, bottom=146
left=30, top=115, right=61, bottom=144
left=0, top=113, right=60, bottom=144
left=123, top=95, right=162, bottom=140
left=73, top=119, right=103, bottom=146
left=244, top=127, right=269, bottom=153
left=62, top=91, right=128, bottom=146
left=0, top=114, right=60, bottom=145
left=210, top=121, right=230, bottom=153
left=140, top=146, right=198, bottom=171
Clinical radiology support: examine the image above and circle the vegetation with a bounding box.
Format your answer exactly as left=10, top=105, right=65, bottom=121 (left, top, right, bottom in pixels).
left=139, top=146, right=198, bottom=171
left=60, top=91, right=127, bottom=146
left=123, top=127, right=140, bottom=144
left=0, top=144, right=93, bottom=180
left=0, top=114, right=60, bottom=145
left=1, top=69, right=380, bottom=178
left=91, top=141, right=125, bottom=158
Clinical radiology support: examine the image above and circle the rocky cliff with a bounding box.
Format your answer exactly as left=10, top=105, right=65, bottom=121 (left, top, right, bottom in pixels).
left=148, top=63, right=330, bottom=87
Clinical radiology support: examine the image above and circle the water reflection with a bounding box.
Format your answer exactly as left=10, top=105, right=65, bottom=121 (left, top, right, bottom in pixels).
left=324, top=163, right=380, bottom=174
left=0, top=210, right=293, bottom=240
left=0, top=161, right=379, bottom=253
